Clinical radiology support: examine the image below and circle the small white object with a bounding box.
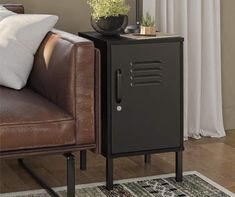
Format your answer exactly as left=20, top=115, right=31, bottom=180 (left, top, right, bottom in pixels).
left=117, top=106, right=122, bottom=112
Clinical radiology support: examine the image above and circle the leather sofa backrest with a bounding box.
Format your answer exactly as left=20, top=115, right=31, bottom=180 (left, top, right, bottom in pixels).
left=3, top=4, right=24, bottom=14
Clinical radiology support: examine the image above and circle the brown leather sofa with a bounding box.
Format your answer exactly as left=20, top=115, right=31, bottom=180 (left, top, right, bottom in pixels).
left=0, top=4, right=100, bottom=197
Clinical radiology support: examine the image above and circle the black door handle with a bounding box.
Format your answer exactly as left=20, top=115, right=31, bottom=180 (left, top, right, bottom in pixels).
left=116, top=69, right=122, bottom=103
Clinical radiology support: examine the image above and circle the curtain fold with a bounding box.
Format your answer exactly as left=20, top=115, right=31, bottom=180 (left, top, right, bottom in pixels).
left=144, top=0, right=225, bottom=138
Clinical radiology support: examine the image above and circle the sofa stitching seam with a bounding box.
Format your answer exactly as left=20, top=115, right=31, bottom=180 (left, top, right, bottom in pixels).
left=0, top=118, right=74, bottom=127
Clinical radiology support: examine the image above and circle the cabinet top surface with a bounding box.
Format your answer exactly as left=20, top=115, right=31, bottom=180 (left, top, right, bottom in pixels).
left=79, top=32, right=184, bottom=45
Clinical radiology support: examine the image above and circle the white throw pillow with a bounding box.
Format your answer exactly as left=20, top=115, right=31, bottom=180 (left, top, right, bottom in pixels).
left=0, top=5, right=6, bottom=10
left=0, top=6, right=16, bottom=21
left=0, top=14, right=58, bottom=90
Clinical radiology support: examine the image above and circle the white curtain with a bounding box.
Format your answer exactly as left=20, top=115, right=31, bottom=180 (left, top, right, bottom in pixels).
left=143, top=0, right=226, bottom=139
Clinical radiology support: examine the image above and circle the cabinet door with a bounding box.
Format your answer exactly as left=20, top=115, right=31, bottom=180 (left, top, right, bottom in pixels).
left=111, top=42, right=183, bottom=154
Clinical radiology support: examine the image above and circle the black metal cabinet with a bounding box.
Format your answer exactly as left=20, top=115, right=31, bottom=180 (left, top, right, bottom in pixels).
left=79, top=32, right=184, bottom=190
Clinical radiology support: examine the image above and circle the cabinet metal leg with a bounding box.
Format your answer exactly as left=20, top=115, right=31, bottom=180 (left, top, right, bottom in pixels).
left=80, top=150, right=87, bottom=170
left=144, top=154, right=151, bottom=164
left=175, top=151, right=183, bottom=182
left=65, top=153, right=75, bottom=197
left=106, top=157, right=113, bottom=190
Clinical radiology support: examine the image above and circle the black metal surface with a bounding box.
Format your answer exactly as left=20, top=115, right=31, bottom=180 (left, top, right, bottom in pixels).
left=176, top=151, right=183, bottom=182
left=116, top=69, right=122, bottom=103
left=80, top=150, right=87, bottom=170
left=18, top=159, right=60, bottom=197
left=18, top=154, right=76, bottom=197
left=79, top=32, right=184, bottom=189
left=111, top=43, right=182, bottom=154
left=108, top=147, right=184, bottom=158
left=179, top=42, right=184, bottom=149
left=136, top=0, right=141, bottom=25
left=144, top=154, right=151, bottom=164
left=79, top=32, right=184, bottom=45
left=65, top=153, right=75, bottom=197
left=79, top=32, right=184, bottom=157
left=106, top=157, right=113, bottom=190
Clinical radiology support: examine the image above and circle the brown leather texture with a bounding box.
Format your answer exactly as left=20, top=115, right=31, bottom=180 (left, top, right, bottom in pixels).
left=2, top=4, right=24, bottom=14
left=0, top=4, right=101, bottom=158
left=28, top=32, right=76, bottom=116
left=28, top=30, right=96, bottom=146
left=0, top=87, right=75, bottom=151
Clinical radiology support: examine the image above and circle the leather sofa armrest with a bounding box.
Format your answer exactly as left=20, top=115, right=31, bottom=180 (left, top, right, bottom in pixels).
left=28, top=30, right=100, bottom=147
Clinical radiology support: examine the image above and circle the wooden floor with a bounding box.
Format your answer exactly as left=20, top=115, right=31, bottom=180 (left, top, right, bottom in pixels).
left=0, top=130, right=235, bottom=194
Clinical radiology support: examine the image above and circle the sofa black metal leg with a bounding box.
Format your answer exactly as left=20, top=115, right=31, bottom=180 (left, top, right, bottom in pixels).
left=18, top=159, right=59, bottom=197
left=106, top=157, right=113, bottom=190
left=144, top=154, right=151, bottom=164
left=65, top=153, right=75, bottom=197
left=18, top=154, right=76, bottom=197
left=175, top=151, right=183, bottom=182
left=80, top=150, right=87, bottom=171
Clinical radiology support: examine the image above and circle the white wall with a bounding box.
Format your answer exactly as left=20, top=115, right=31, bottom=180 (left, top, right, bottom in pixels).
left=221, top=0, right=235, bottom=130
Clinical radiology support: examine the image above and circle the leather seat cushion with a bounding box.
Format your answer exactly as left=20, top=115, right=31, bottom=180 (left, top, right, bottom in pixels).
left=0, top=87, right=76, bottom=152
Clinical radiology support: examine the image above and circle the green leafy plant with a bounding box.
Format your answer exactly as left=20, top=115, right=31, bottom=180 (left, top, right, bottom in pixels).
left=87, top=0, right=130, bottom=20
left=141, top=12, right=155, bottom=27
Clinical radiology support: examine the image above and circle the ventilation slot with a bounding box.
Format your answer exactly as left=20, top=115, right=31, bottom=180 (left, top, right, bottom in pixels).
left=130, top=60, right=163, bottom=87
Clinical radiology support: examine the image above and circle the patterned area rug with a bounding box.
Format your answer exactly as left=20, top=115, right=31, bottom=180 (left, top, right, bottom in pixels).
left=1, top=172, right=234, bottom=197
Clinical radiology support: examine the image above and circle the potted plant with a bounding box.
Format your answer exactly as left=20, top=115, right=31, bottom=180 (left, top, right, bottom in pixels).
left=140, top=12, right=156, bottom=36
left=88, top=0, right=130, bottom=36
